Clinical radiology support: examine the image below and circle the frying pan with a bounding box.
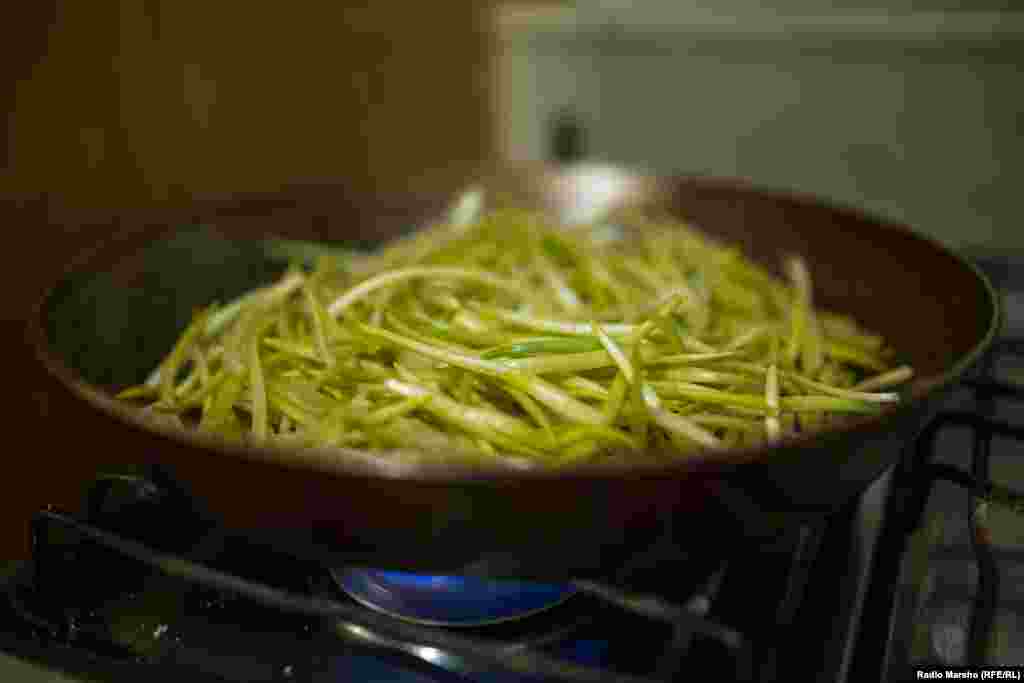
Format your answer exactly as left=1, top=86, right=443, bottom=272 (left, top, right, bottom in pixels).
left=29, top=164, right=999, bottom=584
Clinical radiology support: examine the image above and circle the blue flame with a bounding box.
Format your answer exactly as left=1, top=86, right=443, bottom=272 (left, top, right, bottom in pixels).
left=373, top=571, right=567, bottom=596
left=338, top=569, right=577, bottom=627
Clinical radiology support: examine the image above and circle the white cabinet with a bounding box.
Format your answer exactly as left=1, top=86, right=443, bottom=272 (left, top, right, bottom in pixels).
left=497, top=7, right=1024, bottom=251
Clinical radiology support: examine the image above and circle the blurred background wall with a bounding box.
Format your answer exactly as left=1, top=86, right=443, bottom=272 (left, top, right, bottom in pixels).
left=498, top=1, right=1024, bottom=252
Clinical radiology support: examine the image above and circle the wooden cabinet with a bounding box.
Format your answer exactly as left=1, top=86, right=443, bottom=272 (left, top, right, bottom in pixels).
left=6, top=1, right=496, bottom=208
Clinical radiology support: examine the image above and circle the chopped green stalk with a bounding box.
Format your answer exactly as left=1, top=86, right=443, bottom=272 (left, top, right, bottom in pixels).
left=648, top=382, right=772, bottom=411
left=641, top=383, right=721, bottom=449
left=688, top=413, right=763, bottom=434
left=803, top=314, right=824, bottom=377
left=784, top=257, right=809, bottom=368
left=169, top=367, right=230, bottom=410
left=354, top=359, right=394, bottom=380
left=394, top=361, right=439, bottom=390
left=144, top=364, right=162, bottom=388
left=653, top=409, right=722, bottom=449
left=618, top=257, right=668, bottom=294
left=659, top=368, right=754, bottom=386
left=605, top=372, right=628, bottom=424
left=679, top=333, right=719, bottom=354
left=505, top=373, right=608, bottom=427
left=503, top=385, right=555, bottom=445
left=555, top=424, right=639, bottom=450
left=419, top=289, right=462, bottom=313
left=448, top=310, right=512, bottom=347
left=541, top=234, right=574, bottom=263
left=473, top=305, right=637, bottom=337
left=206, top=272, right=306, bottom=338
left=820, top=313, right=885, bottom=351
left=480, top=337, right=604, bottom=360
left=779, top=396, right=884, bottom=414
left=627, top=318, right=657, bottom=348
left=711, top=276, right=764, bottom=315
left=593, top=321, right=635, bottom=384
left=262, top=337, right=320, bottom=362
left=852, top=365, right=914, bottom=392
left=303, top=285, right=334, bottom=367
left=636, top=289, right=688, bottom=323
left=327, top=267, right=524, bottom=318
left=825, top=341, right=889, bottom=372
left=361, top=396, right=430, bottom=426
left=276, top=311, right=293, bottom=342
left=117, top=385, right=160, bottom=401
left=266, top=390, right=315, bottom=427
left=653, top=351, right=739, bottom=365
left=205, top=296, right=255, bottom=339
left=656, top=314, right=684, bottom=354
left=628, top=353, right=649, bottom=443
left=267, top=384, right=331, bottom=423
left=725, top=323, right=775, bottom=351
left=670, top=314, right=690, bottom=352
left=249, top=335, right=268, bottom=440
left=535, top=240, right=582, bottom=312
left=560, top=440, right=601, bottom=463
left=704, top=360, right=771, bottom=377
left=383, top=379, right=540, bottom=448
left=784, top=372, right=900, bottom=403
left=200, top=372, right=245, bottom=433
left=448, top=309, right=486, bottom=333
left=357, top=322, right=510, bottom=377
left=157, top=307, right=213, bottom=405
left=383, top=313, right=474, bottom=354
left=496, top=348, right=736, bottom=375
left=563, top=376, right=610, bottom=401
left=765, top=362, right=780, bottom=440
left=183, top=348, right=210, bottom=392
left=495, top=350, right=625, bottom=375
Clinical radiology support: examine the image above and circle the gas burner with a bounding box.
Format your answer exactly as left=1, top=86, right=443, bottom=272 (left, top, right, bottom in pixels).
left=332, top=568, right=578, bottom=627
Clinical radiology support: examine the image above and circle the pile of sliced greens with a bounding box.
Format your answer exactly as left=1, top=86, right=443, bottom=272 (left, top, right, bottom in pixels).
left=118, top=192, right=912, bottom=465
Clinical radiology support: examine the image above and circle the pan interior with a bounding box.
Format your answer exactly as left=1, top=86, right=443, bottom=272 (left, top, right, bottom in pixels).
left=44, top=226, right=292, bottom=390
left=39, top=165, right=997, bottom=462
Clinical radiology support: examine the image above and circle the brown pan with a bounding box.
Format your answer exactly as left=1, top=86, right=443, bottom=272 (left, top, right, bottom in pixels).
left=29, top=164, right=999, bottom=582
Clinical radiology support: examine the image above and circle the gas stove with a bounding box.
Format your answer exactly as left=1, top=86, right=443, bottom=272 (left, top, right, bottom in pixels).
left=2, top=253, right=1023, bottom=682
left=0, top=468, right=855, bottom=682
